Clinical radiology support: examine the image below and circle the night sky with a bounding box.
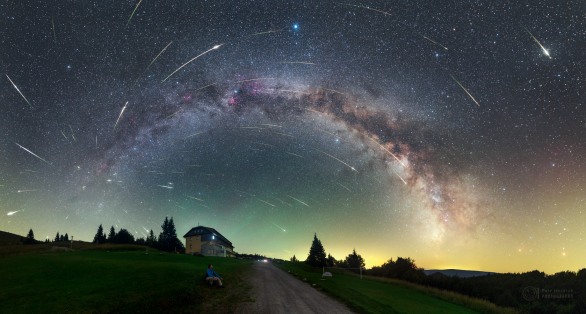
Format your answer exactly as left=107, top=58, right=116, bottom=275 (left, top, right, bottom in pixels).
left=1, top=1, right=584, bottom=273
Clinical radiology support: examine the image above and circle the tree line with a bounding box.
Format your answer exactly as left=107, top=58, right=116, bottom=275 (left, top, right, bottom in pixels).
left=297, top=233, right=366, bottom=270
left=19, top=216, right=185, bottom=253
left=92, top=216, right=184, bottom=252
left=20, top=228, right=70, bottom=244
left=293, top=233, right=586, bottom=313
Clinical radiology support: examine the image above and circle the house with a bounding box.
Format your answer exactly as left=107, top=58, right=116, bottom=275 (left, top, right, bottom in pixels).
left=183, top=225, right=235, bottom=257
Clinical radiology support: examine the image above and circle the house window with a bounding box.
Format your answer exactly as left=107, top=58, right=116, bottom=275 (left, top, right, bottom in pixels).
left=190, top=245, right=192, bottom=249
left=190, top=237, right=192, bottom=241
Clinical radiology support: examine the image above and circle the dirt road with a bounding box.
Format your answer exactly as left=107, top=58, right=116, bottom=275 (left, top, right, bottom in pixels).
left=236, top=261, right=354, bottom=314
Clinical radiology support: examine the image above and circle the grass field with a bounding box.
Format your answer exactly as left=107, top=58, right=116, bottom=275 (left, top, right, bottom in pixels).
left=273, top=261, right=518, bottom=314
left=0, top=250, right=253, bottom=314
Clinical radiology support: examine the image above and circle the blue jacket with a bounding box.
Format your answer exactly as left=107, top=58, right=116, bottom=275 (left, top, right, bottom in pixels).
left=207, top=269, right=221, bottom=278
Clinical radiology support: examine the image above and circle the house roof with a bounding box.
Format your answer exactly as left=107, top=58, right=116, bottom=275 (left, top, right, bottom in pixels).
left=183, top=226, right=233, bottom=247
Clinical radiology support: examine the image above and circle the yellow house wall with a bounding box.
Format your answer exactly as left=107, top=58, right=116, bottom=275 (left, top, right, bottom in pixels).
left=185, top=235, right=203, bottom=254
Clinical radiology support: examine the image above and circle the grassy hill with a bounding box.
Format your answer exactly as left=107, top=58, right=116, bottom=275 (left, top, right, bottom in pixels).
left=0, top=250, right=253, bottom=313
left=273, top=261, right=517, bottom=314
left=0, top=230, right=26, bottom=245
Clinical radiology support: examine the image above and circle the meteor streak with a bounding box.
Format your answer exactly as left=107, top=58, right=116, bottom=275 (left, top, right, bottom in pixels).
left=165, top=108, right=184, bottom=119
left=286, top=195, right=310, bottom=207
left=148, top=41, right=173, bottom=68
left=52, top=17, right=56, bottom=43
left=257, top=199, right=276, bottom=207
left=335, top=182, right=351, bottom=192
left=6, top=75, right=32, bottom=107
left=520, top=23, right=551, bottom=58
left=113, top=101, right=128, bottom=130
left=136, top=41, right=173, bottom=81
left=126, top=0, right=143, bottom=27
left=273, top=62, right=315, bottom=65
left=286, top=152, right=304, bottom=158
left=313, top=148, right=358, bottom=173
left=15, top=143, right=53, bottom=166
left=357, top=130, right=405, bottom=166
left=182, top=131, right=204, bottom=139
left=162, top=44, right=224, bottom=83
left=317, top=86, right=345, bottom=95
left=7, top=209, right=24, bottom=216
left=449, top=74, right=480, bottom=106
left=187, top=196, right=204, bottom=202
left=390, top=167, right=407, bottom=185
left=273, top=197, right=293, bottom=207
left=415, top=32, right=448, bottom=50
left=234, top=78, right=274, bottom=83
left=341, top=3, right=393, bottom=17
left=196, top=82, right=218, bottom=90
left=271, top=132, right=295, bottom=138
left=69, top=125, right=76, bottom=141
left=272, top=222, right=286, bottom=232
left=267, top=89, right=310, bottom=94
left=248, top=30, right=283, bottom=36
left=61, top=131, right=68, bottom=140
left=235, top=189, right=255, bottom=197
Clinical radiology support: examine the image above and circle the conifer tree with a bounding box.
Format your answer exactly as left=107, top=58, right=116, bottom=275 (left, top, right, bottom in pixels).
left=60, top=234, right=64, bottom=241
left=54, top=232, right=60, bottom=242
left=64, top=233, right=69, bottom=241
left=158, top=217, right=169, bottom=250
left=93, top=224, right=107, bottom=244
left=306, top=233, right=327, bottom=267
left=25, top=229, right=35, bottom=244
left=107, top=226, right=116, bottom=243
left=149, top=229, right=156, bottom=247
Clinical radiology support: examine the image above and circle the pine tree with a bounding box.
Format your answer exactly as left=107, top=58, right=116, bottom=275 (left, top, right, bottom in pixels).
left=60, top=235, right=64, bottom=241
left=158, top=217, right=169, bottom=250
left=290, top=255, right=299, bottom=262
left=54, top=232, right=60, bottom=242
left=93, top=224, right=106, bottom=244
left=25, top=229, right=35, bottom=244
left=107, top=226, right=116, bottom=243
left=64, top=233, right=69, bottom=241
left=345, top=249, right=365, bottom=269
left=306, top=233, right=327, bottom=267
left=148, top=229, right=156, bottom=247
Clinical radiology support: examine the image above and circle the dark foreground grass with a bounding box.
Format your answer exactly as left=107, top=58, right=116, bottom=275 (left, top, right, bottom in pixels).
left=0, top=250, right=253, bottom=314
left=274, top=261, right=518, bottom=314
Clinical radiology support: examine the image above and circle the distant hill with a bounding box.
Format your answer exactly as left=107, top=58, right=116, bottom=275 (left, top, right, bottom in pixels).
left=0, top=230, right=44, bottom=246
left=423, top=269, right=500, bottom=278
left=0, top=230, right=25, bottom=246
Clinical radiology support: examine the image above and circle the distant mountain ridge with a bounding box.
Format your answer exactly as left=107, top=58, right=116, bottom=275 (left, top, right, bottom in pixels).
left=423, top=269, right=500, bottom=278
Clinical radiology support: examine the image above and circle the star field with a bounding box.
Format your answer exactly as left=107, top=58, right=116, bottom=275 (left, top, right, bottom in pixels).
left=1, top=1, right=585, bottom=272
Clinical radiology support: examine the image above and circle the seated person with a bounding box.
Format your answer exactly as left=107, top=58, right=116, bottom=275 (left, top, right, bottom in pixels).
left=206, top=264, right=224, bottom=287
